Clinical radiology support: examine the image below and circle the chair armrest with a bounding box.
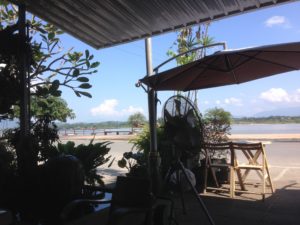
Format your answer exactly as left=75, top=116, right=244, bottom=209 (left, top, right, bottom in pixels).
left=82, top=185, right=114, bottom=199
left=61, top=198, right=112, bottom=222
left=83, top=185, right=114, bottom=193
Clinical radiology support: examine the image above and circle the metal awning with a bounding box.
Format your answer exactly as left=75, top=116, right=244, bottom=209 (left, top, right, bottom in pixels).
left=17, top=0, right=297, bottom=49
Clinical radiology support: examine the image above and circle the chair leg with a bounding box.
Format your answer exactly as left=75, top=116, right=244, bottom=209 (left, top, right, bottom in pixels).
left=204, top=159, right=208, bottom=194
left=264, top=156, right=275, bottom=193
left=262, top=145, right=275, bottom=193
left=236, top=168, right=246, bottom=191
left=230, top=167, right=235, bottom=198
left=262, top=158, right=266, bottom=200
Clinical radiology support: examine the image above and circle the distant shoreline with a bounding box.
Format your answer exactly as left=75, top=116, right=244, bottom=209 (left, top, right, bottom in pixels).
left=60, top=133, right=300, bottom=142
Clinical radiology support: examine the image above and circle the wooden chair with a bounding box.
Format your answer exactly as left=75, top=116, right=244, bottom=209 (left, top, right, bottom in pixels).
left=202, top=142, right=235, bottom=198
left=231, top=142, right=274, bottom=199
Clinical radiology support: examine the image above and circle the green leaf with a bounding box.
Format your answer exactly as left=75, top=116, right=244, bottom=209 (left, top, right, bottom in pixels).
left=77, top=91, right=92, bottom=98
left=91, top=62, right=100, bottom=68
left=89, top=55, right=94, bottom=60
left=37, top=99, right=49, bottom=108
left=57, top=30, right=64, bottom=35
left=52, top=90, right=62, bottom=97
left=118, top=158, right=127, bottom=168
left=74, top=91, right=81, bottom=97
left=48, top=32, right=55, bottom=40
left=85, top=50, right=89, bottom=58
left=86, top=60, right=90, bottom=68
left=76, top=77, right=89, bottom=82
left=107, top=157, right=115, bottom=168
left=78, top=83, right=92, bottom=89
left=51, top=80, right=60, bottom=91
left=40, top=34, right=47, bottom=42
left=73, top=69, right=80, bottom=77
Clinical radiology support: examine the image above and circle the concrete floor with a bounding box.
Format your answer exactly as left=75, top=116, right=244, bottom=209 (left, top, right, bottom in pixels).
left=67, top=141, right=300, bottom=225
left=170, top=141, right=300, bottom=225
left=172, top=181, right=300, bottom=225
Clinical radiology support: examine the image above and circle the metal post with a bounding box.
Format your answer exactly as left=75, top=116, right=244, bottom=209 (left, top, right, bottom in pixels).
left=17, top=4, right=33, bottom=177
left=145, top=38, right=161, bottom=194
left=18, top=4, right=30, bottom=137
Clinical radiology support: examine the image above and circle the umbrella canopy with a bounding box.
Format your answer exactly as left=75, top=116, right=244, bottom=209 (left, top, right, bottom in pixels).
left=139, top=42, right=300, bottom=91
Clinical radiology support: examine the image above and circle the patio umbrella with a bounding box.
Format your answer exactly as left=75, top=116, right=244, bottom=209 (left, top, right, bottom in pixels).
left=139, top=42, right=300, bottom=91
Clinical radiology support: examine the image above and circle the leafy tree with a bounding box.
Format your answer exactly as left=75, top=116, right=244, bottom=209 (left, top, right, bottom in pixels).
left=203, top=107, right=232, bottom=144
left=167, top=24, right=214, bottom=104
left=167, top=24, right=213, bottom=66
left=0, top=1, right=99, bottom=120
left=13, top=96, right=75, bottom=122
left=0, top=2, right=100, bottom=173
left=128, top=112, right=146, bottom=129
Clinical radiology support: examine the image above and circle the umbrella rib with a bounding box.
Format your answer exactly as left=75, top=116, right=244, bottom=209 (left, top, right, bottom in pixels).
left=183, top=67, right=210, bottom=91
left=225, top=55, right=239, bottom=83
left=159, top=62, right=204, bottom=84
left=226, top=51, right=262, bottom=72
left=237, top=51, right=300, bottom=70
left=161, top=54, right=229, bottom=86
left=182, top=56, right=223, bottom=91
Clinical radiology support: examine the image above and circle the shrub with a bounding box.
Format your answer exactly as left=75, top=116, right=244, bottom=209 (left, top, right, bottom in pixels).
left=57, top=140, right=112, bottom=186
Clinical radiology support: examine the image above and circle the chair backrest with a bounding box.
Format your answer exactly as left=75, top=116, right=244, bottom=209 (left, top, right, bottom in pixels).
left=111, top=176, right=154, bottom=209
left=232, top=142, right=263, bottom=151
left=231, top=142, right=264, bottom=165
left=202, top=142, right=233, bottom=165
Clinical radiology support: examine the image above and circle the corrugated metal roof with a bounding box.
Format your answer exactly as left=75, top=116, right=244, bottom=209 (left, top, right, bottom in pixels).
left=19, top=0, right=297, bottom=49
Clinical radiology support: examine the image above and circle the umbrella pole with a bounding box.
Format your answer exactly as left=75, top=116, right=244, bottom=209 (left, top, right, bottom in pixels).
left=145, top=38, right=161, bottom=194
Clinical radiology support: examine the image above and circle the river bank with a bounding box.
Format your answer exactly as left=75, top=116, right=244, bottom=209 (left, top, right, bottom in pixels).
left=60, top=133, right=300, bottom=142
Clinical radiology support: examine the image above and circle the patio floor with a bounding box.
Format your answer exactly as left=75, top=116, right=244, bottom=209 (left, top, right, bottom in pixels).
left=68, top=141, right=300, bottom=225
left=67, top=180, right=300, bottom=225
left=173, top=180, right=300, bottom=225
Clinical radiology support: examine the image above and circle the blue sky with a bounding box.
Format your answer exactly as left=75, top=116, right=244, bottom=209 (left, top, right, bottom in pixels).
left=57, top=2, right=300, bottom=122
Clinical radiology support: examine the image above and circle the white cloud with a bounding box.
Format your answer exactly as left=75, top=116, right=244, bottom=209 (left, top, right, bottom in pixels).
left=264, top=16, right=291, bottom=28
left=91, top=99, right=119, bottom=116
left=224, top=97, right=243, bottom=106
left=121, top=105, right=144, bottom=115
left=260, top=88, right=290, bottom=102
left=90, top=99, right=144, bottom=118
left=293, top=89, right=300, bottom=102
left=260, top=88, right=300, bottom=103
left=215, top=100, right=221, bottom=105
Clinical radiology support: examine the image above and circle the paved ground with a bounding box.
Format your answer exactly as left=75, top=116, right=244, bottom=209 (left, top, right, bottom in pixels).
left=65, top=140, right=300, bottom=225
left=172, top=181, right=300, bottom=225
left=172, top=141, right=300, bottom=225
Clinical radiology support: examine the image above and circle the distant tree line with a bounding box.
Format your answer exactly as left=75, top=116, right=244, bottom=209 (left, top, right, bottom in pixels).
left=57, top=121, right=131, bottom=130
left=57, top=116, right=300, bottom=130
left=233, top=116, right=300, bottom=124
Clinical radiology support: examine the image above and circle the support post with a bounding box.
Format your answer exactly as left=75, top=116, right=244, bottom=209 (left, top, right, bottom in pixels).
left=145, top=38, right=161, bottom=194
left=18, top=4, right=30, bottom=137
left=17, top=4, right=33, bottom=176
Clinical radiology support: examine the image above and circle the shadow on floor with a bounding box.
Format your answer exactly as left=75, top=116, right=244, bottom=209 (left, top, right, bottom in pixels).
left=173, top=182, right=300, bottom=225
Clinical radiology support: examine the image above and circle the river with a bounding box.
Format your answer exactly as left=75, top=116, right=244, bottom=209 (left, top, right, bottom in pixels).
left=231, top=124, right=300, bottom=134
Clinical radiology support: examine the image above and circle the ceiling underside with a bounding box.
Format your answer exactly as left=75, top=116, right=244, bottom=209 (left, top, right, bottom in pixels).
left=19, top=0, right=297, bottom=49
